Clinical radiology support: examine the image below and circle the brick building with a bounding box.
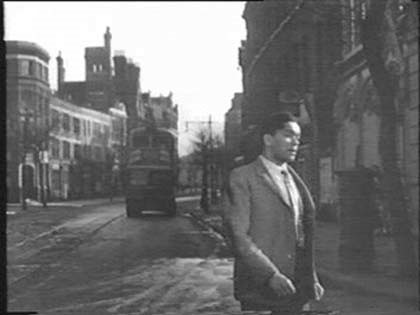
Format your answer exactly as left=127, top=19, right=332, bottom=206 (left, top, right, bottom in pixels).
left=6, top=40, right=51, bottom=203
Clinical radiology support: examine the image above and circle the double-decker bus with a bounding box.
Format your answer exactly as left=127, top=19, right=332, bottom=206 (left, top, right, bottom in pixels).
left=124, top=126, right=178, bottom=217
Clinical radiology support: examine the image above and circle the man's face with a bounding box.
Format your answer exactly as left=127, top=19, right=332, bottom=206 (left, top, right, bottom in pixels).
left=264, top=121, right=301, bottom=164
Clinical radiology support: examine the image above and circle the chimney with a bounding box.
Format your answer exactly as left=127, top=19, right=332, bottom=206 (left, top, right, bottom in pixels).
left=104, top=26, right=112, bottom=54
left=56, top=51, right=65, bottom=94
left=104, top=26, right=112, bottom=78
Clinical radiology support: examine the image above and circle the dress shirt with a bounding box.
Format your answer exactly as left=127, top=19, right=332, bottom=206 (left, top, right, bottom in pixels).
left=259, top=155, right=303, bottom=242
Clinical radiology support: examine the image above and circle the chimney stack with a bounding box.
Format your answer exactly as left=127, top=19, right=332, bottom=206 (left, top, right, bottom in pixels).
left=56, top=51, right=65, bottom=94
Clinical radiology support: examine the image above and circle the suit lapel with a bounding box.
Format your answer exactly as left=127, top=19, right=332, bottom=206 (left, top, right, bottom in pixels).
left=287, top=165, right=315, bottom=251
left=254, top=158, right=293, bottom=213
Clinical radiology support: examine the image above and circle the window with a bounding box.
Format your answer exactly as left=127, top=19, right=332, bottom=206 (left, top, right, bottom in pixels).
left=63, top=113, right=70, bottom=131
left=29, top=60, right=35, bottom=76
left=51, top=138, right=60, bottom=158
left=84, top=121, right=88, bottom=136
left=37, top=62, right=43, bottom=79
left=73, top=117, right=81, bottom=135
left=93, top=122, right=101, bottom=137
left=51, top=109, right=60, bottom=131
left=19, top=60, right=30, bottom=75
left=44, top=66, right=49, bottom=82
left=342, top=0, right=366, bottom=55
left=63, top=141, right=70, bottom=159
left=74, top=144, right=82, bottom=159
left=37, top=96, right=43, bottom=115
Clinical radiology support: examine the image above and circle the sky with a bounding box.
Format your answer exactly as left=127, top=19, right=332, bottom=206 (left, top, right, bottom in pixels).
left=4, top=1, right=246, bottom=156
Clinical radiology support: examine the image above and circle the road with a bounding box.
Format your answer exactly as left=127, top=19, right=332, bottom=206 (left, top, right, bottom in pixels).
left=7, top=198, right=419, bottom=315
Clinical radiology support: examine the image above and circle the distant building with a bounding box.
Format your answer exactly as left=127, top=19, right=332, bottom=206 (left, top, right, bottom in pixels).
left=141, top=92, right=178, bottom=131
left=224, top=92, right=243, bottom=171
left=113, top=51, right=143, bottom=131
left=57, top=27, right=142, bottom=128
left=49, top=96, right=127, bottom=200
left=6, top=40, right=51, bottom=203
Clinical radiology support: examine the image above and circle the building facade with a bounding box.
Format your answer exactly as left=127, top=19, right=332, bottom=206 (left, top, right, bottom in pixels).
left=141, top=92, right=178, bottom=131
left=332, top=0, right=418, bottom=234
left=57, top=27, right=142, bottom=130
left=239, top=1, right=342, bottom=203
left=113, top=51, right=143, bottom=131
left=224, top=92, right=243, bottom=172
left=6, top=40, right=51, bottom=203
left=49, top=96, right=127, bottom=200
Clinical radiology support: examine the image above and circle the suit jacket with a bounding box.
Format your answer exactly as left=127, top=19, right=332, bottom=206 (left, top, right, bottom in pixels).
left=223, top=157, right=318, bottom=309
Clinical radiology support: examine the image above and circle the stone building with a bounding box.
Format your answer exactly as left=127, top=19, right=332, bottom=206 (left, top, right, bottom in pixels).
left=113, top=51, right=143, bottom=131
left=85, top=27, right=114, bottom=112
left=57, top=27, right=142, bottom=130
left=224, top=92, right=243, bottom=172
left=239, top=1, right=342, bottom=203
left=141, top=92, right=178, bottom=131
left=49, top=96, right=127, bottom=200
left=332, top=0, right=418, bottom=235
left=6, top=40, right=51, bottom=203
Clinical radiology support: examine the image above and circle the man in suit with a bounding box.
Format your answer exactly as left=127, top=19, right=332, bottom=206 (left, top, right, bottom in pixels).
left=224, top=112, right=324, bottom=315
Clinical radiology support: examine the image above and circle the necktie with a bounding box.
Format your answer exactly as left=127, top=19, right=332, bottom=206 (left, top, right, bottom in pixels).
left=281, top=170, right=304, bottom=248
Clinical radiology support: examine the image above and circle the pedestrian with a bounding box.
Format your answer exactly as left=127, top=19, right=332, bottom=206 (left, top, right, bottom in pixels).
left=223, top=111, right=324, bottom=315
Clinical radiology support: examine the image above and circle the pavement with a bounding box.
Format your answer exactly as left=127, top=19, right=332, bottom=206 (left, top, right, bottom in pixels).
left=187, top=200, right=419, bottom=308
left=6, top=196, right=125, bottom=212
left=6, top=195, right=418, bottom=309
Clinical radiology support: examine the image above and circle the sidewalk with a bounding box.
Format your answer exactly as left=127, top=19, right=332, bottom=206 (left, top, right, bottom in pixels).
left=7, top=196, right=125, bottom=212
left=187, top=201, right=418, bottom=306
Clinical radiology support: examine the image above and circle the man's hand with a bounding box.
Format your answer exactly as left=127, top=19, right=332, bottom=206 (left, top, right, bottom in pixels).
left=314, top=282, right=324, bottom=301
left=268, top=272, right=296, bottom=297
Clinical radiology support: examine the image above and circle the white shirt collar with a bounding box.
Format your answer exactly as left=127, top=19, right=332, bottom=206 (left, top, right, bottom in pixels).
left=259, top=154, right=288, bottom=174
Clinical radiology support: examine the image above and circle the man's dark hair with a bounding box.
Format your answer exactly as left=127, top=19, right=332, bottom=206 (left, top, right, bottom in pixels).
left=260, top=111, right=298, bottom=137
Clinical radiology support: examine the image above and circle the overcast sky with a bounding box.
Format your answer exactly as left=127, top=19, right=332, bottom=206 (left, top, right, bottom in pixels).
left=4, top=1, right=246, bottom=156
